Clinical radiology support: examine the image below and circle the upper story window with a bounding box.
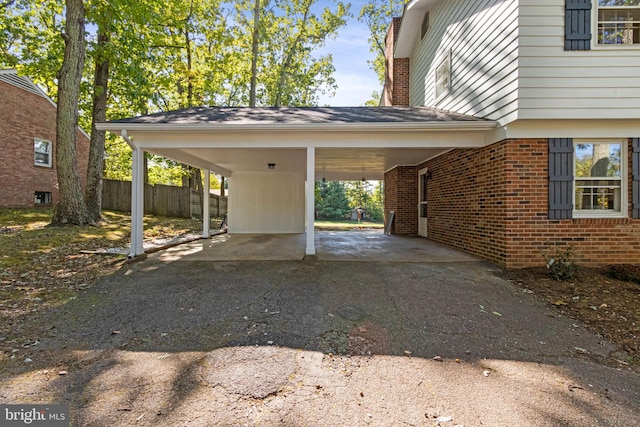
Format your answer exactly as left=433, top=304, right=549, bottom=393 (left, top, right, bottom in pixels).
left=421, top=12, right=430, bottom=39
left=597, top=0, right=640, bottom=45
left=574, top=140, right=626, bottom=217
left=434, top=51, right=451, bottom=102
left=34, top=138, right=52, bottom=167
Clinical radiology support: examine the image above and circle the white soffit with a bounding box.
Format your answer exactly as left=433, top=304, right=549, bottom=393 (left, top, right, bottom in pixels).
left=395, top=0, right=440, bottom=58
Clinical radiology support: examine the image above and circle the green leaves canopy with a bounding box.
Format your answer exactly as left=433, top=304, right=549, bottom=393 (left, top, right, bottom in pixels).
left=0, top=0, right=350, bottom=181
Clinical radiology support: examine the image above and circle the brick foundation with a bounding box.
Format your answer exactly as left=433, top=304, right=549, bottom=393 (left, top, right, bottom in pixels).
left=387, top=139, right=640, bottom=268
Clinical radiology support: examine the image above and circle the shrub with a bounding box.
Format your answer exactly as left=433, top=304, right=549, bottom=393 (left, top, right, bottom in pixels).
left=604, top=264, right=640, bottom=285
left=542, top=246, right=576, bottom=281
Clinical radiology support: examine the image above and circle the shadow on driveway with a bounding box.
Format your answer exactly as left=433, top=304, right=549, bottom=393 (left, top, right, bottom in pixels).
left=2, top=258, right=639, bottom=426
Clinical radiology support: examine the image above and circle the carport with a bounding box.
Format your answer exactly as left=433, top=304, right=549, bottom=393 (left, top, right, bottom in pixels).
left=96, top=106, right=497, bottom=258
left=150, top=230, right=482, bottom=263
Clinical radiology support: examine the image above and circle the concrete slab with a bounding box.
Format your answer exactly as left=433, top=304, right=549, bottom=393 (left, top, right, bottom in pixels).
left=316, top=230, right=479, bottom=262
left=149, top=230, right=481, bottom=263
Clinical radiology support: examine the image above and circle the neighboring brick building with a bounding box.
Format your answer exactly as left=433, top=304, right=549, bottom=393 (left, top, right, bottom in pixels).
left=0, top=69, right=90, bottom=208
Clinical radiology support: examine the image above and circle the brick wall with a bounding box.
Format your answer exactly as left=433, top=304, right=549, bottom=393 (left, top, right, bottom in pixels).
left=381, top=17, right=410, bottom=106
left=417, top=143, right=509, bottom=264
left=388, top=139, right=640, bottom=268
left=384, top=165, right=417, bottom=235
left=0, top=79, right=90, bottom=208
left=500, top=139, right=640, bottom=268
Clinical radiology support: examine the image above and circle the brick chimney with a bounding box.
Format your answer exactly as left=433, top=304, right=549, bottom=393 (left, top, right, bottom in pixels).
left=381, top=17, right=410, bottom=106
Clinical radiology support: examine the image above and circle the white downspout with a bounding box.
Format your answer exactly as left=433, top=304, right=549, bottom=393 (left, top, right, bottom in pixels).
left=121, top=130, right=144, bottom=258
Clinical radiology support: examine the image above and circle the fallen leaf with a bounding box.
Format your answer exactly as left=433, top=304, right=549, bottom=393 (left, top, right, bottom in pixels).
left=492, top=311, right=502, bottom=317
left=553, top=300, right=567, bottom=306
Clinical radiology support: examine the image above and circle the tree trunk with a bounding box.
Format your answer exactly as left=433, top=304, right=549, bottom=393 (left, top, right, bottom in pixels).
left=249, top=0, right=260, bottom=107
left=274, top=4, right=309, bottom=107
left=52, top=0, right=88, bottom=226
left=85, top=29, right=110, bottom=223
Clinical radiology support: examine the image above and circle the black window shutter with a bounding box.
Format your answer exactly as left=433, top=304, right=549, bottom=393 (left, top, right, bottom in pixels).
left=549, top=138, right=574, bottom=219
left=565, top=0, right=592, bottom=51
left=633, top=138, right=640, bottom=219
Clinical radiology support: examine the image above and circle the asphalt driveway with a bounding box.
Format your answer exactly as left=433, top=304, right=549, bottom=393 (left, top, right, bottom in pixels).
left=2, top=256, right=639, bottom=426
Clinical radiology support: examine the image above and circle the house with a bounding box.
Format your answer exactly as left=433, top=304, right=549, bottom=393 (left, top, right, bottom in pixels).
left=0, top=69, right=90, bottom=208
left=380, top=0, right=640, bottom=268
left=97, top=0, right=640, bottom=268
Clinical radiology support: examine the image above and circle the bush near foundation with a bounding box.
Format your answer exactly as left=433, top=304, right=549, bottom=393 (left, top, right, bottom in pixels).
left=604, top=264, right=640, bottom=285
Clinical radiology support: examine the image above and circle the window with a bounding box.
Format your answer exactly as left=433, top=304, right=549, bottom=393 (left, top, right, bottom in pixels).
left=421, top=12, right=430, bottom=39
left=434, top=51, right=451, bottom=101
left=597, top=0, right=640, bottom=45
left=34, top=138, right=52, bottom=167
left=574, top=140, right=626, bottom=216
left=34, top=191, right=52, bottom=206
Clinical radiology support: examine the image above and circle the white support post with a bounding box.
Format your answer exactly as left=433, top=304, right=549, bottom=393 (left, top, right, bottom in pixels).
left=203, top=169, right=210, bottom=238
left=306, top=146, right=316, bottom=256
left=130, top=145, right=145, bottom=257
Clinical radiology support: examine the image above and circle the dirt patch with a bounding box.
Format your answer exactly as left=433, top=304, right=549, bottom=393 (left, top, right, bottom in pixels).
left=498, top=266, right=640, bottom=366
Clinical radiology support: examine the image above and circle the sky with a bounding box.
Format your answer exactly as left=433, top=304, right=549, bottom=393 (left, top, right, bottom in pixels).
left=314, top=0, right=382, bottom=106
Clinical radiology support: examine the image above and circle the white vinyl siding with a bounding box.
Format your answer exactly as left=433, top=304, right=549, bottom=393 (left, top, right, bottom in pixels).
left=409, top=0, right=520, bottom=125
left=228, top=172, right=305, bottom=234
left=519, top=0, right=640, bottom=120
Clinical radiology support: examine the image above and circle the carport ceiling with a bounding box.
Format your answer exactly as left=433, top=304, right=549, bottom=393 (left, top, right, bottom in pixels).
left=97, top=106, right=497, bottom=181
left=146, top=147, right=450, bottom=181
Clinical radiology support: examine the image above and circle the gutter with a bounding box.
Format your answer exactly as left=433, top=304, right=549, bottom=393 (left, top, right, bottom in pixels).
left=95, top=120, right=498, bottom=133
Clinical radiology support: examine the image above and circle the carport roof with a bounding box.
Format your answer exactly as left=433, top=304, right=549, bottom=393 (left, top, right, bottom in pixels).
left=96, top=106, right=499, bottom=182
left=101, top=106, right=493, bottom=129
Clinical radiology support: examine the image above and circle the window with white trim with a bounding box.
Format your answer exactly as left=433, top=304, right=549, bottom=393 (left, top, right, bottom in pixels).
left=574, top=140, right=626, bottom=216
left=596, top=0, right=640, bottom=45
left=34, top=138, right=52, bottom=167
left=434, top=51, right=451, bottom=101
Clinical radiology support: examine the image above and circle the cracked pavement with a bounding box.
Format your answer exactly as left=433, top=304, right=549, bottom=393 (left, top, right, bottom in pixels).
left=1, top=258, right=640, bottom=426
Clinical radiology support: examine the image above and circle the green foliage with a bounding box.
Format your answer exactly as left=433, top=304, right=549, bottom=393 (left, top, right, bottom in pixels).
left=542, top=246, right=576, bottom=281
left=315, top=181, right=351, bottom=220
left=358, top=0, right=407, bottom=85
left=1, top=0, right=351, bottom=182
left=604, top=264, right=640, bottom=285
left=315, top=180, right=384, bottom=222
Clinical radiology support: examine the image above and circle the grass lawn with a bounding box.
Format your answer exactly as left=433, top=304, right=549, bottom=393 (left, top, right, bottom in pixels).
left=0, top=209, right=208, bottom=337
left=314, top=219, right=384, bottom=230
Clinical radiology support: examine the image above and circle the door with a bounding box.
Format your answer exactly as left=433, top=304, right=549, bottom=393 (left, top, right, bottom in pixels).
left=418, top=167, right=428, bottom=237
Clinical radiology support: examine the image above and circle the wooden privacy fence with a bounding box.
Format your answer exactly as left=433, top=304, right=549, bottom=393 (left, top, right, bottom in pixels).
left=102, top=179, right=227, bottom=218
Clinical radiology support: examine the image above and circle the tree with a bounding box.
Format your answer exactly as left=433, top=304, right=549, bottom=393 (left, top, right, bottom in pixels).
left=358, top=0, right=406, bottom=84
left=315, top=180, right=351, bottom=220
left=51, top=0, right=88, bottom=225
left=2, top=0, right=352, bottom=206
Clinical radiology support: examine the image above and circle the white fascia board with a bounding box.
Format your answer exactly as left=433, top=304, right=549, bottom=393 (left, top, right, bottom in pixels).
left=498, top=119, right=640, bottom=139
left=130, top=129, right=491, bottom=150
left=395, top=0, right=440, bottom=58
left=95, top=120, right=496, bottom=134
